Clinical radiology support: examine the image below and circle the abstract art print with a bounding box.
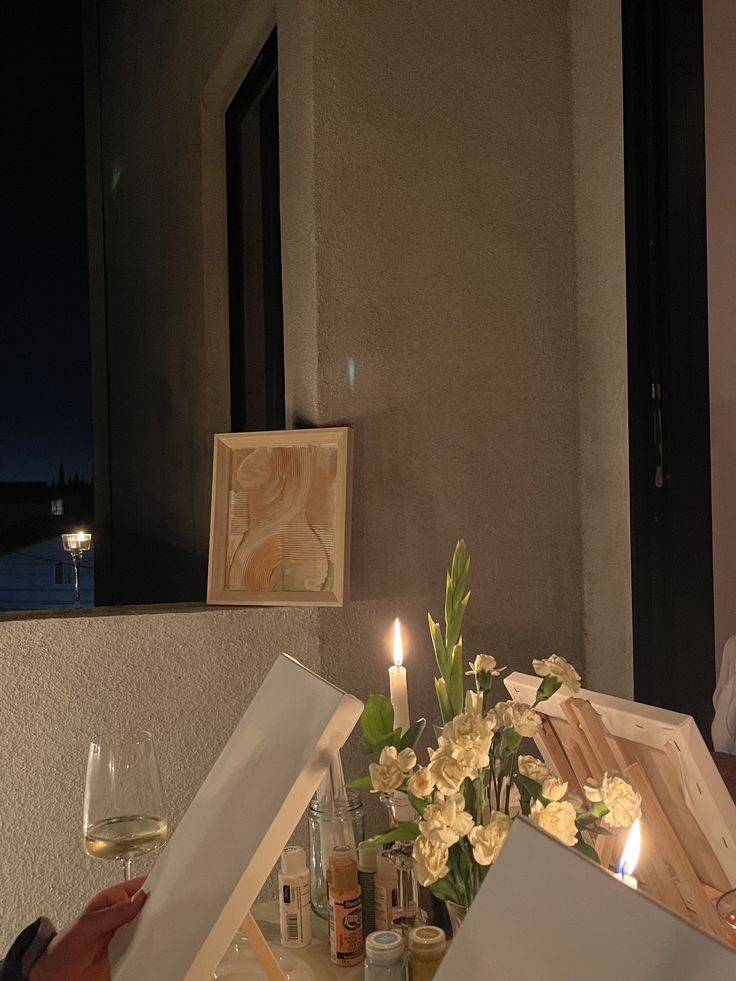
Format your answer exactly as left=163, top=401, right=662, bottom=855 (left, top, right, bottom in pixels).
left=207, top=428, right=353, bottom=606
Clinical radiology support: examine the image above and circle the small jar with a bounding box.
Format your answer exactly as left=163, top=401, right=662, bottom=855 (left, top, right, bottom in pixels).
left=408, top=926, right=447, bottom=981
left=364, top=930, right=407, bottom=981
left=308, top=791, right=364, bottom=920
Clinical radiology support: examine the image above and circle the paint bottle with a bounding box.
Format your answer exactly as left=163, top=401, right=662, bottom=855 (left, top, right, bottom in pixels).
left=358, top=840, right=380, bottom=936
left=364, top=930, right=407, bottom=981
left=408, top=926, right=446, bottom=981
left=278, top=845, right=312, bottom=948
left=329, top=854, right=364, bottom=967
left=374, top=851, right=398, bottom=931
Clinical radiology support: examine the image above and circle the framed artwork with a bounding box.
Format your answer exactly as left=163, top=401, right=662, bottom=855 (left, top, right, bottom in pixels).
left=207, top=427, right=353, bottom=606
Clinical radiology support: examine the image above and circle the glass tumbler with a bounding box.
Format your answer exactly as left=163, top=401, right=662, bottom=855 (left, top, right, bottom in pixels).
left=307, top=790, right=364, bottom=919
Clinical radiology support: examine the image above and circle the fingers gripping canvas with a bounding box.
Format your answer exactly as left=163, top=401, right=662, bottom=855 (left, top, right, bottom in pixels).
left=208, top=429, right=352, bottom=606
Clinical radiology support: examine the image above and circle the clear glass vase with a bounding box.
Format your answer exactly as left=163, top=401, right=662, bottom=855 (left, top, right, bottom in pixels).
left=444, top=900, right=469, bottom=938
left=307, top=790, right=364, bottom=920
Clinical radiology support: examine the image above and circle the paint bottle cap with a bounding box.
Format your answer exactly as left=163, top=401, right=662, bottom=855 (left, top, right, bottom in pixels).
left=358, top=840, right=380, bottom=872
left=366, top=930, right=405, bottom=965
left=409, top=925, right=447, bottom=956
left=280, top=845, right=307, bottom=876
left=331, top=855, right=359, bottom=893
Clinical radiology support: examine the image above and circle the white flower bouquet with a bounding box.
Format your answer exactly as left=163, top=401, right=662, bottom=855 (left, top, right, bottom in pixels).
left=351, top=541, right=642, bottom=911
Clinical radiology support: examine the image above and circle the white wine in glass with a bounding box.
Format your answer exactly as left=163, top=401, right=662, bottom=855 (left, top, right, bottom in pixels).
left=84, top=730, right=168, bottom=881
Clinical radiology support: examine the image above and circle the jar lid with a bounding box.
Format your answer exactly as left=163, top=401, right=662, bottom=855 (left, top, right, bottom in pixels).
left=409, top=925, right=447, bottom=954
left=366, top=930, right=404, bottom=964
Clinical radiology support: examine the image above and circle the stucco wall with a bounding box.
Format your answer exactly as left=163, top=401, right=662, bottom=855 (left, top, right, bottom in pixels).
left=703, top=0, right=736, bottom=672
left=0, top=607, right=318, bottom=946
left=569, top=0, right=632, bottom=696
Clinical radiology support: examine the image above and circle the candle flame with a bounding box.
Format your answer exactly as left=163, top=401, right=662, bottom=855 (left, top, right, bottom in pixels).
left=393, top=618, right=404, bottom=667
left=618, top=818, right=641, bottom=877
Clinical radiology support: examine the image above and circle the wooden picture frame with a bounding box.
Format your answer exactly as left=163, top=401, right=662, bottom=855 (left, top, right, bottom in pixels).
left=505, top=673, right=736, bottom=941
left=110, top=654, right=363, bottom=981
left=207, top=428, right=353, bottom=606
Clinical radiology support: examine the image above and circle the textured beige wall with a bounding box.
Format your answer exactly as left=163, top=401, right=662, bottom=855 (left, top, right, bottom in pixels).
left=569, top=0, right=632, bottom=696
left=0, top=607, right=318, bottom=946
left=703, top=0, right=736, bottom=672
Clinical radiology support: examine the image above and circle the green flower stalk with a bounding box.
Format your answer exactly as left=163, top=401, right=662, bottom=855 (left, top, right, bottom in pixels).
left=428, top=539, right=471, bottom=723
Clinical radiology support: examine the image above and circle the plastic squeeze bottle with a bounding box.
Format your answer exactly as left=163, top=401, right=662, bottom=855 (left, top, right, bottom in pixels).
left=278, top=845, right=312, bottom=948
left=329, top=855, right=364, bottom=967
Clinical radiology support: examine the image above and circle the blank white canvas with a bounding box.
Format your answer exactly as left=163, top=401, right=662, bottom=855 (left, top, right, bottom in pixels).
left=436, top=820, right=736, bottom=981
left=110, top=654, right=363, bottom=981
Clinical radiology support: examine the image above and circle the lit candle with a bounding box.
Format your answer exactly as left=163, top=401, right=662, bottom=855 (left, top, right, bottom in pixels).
left=617, top=819, right=640, bottom=889
left=389, top=618, right=410, bottom=733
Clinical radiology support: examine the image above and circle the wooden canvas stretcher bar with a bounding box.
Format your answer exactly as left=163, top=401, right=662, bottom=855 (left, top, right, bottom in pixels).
left=505, top=674, right=736, bottom=942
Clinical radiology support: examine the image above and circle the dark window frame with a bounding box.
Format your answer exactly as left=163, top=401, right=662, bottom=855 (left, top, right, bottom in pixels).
left=225, top=28, right=285, bottom=432
left=622, top=0, right=715, bottom=738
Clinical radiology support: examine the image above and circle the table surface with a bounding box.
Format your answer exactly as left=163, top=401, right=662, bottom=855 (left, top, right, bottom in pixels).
left=214, top=903, right=363, bottom=979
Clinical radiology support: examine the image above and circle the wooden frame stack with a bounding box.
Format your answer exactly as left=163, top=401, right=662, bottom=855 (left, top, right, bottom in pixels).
left=506, top=674, right=736, bottom=942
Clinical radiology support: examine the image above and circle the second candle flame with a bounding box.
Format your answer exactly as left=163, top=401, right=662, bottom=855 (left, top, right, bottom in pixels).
left=618, top=818, right=641, bottom=877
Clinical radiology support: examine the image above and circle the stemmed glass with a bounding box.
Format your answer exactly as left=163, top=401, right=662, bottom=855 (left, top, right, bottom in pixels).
left=84, top=730, right=168, bottom=881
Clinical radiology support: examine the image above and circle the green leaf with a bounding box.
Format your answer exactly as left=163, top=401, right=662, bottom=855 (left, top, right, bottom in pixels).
left=360, top=728, right=402, bottom=756
left=435, top=677, right=453, bottom=724
left=428, top=616, right=448, bottom=676
left=448, top=642, right=465, bottom=717
left=366, top=822, right=420, bottom=846
left=429, top=876, right=459, bottom=903
left=573, top=839, right=601, bottom=864
left=407, top=791, right=428, bottom=815
left=515, top=774, right=543, bottom=800
left=534, top=675, right=562, bottom=705
left=360, top=695, right=395, bottom=746
left=399, top=718, right=427, bottom=750
left=503, top=727, right=523, bottom=753
left=346, top=774, right=373, bottom=789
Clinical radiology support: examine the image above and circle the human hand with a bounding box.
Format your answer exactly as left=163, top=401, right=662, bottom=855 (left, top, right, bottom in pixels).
left=29, top=876, right=147, bottom=981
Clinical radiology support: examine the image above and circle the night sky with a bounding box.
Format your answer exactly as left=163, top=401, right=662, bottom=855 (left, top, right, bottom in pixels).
left=2, top=2, right=92, bottom=484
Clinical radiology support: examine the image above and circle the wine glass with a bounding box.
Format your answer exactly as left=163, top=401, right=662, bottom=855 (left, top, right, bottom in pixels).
left=717, top=888, right=736, bottom=948
left=84, top=729, right=168, bottom=881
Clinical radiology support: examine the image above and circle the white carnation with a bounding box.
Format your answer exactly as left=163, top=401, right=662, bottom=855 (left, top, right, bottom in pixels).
left=541, top=776, right=568, bottom=802
left=532, top=655, right=582, bottom=694
left=412, top=835, right=450, bottom=887
left=584, top=774, right=642, bottom=829
left=427, top=747, right=471, bottom=796
left=468, top=812, right=512, bottom=866
left=439, top=709, right=496, bottom=771
left=369, top=747, right=405, bottom=793
left=530, top=799, right=578, bottom=847
left=419, top=792, right=474, bottom=847
left=495, top=700, right=541, bottom=737
left=407, top=766, right=435, bottom=799
left=517, top=755, right=552, bottom=784
left=465, top=653, right=504, bottom=677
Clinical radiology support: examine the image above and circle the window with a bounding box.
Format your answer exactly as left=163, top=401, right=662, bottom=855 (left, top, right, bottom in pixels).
left=225, top=28, right=285, bottom=431
left=51, top=498, right=64, bottom=516
left=53, top=561, right=64, bottom=586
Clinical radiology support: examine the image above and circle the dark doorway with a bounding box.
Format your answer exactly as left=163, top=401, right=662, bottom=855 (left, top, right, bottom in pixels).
left=226, top=28, right=285, bottom=433
left=622, top=0, right=714, bottom=738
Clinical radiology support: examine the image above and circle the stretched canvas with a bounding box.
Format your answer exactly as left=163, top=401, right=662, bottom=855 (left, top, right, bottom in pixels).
left=207, top=428, right=353, bottom=606
left=110, top=654, right=363, bottom=981
left=436, top=819, right=736, bottom=981
left=505, top=673, right=736, bottom=939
